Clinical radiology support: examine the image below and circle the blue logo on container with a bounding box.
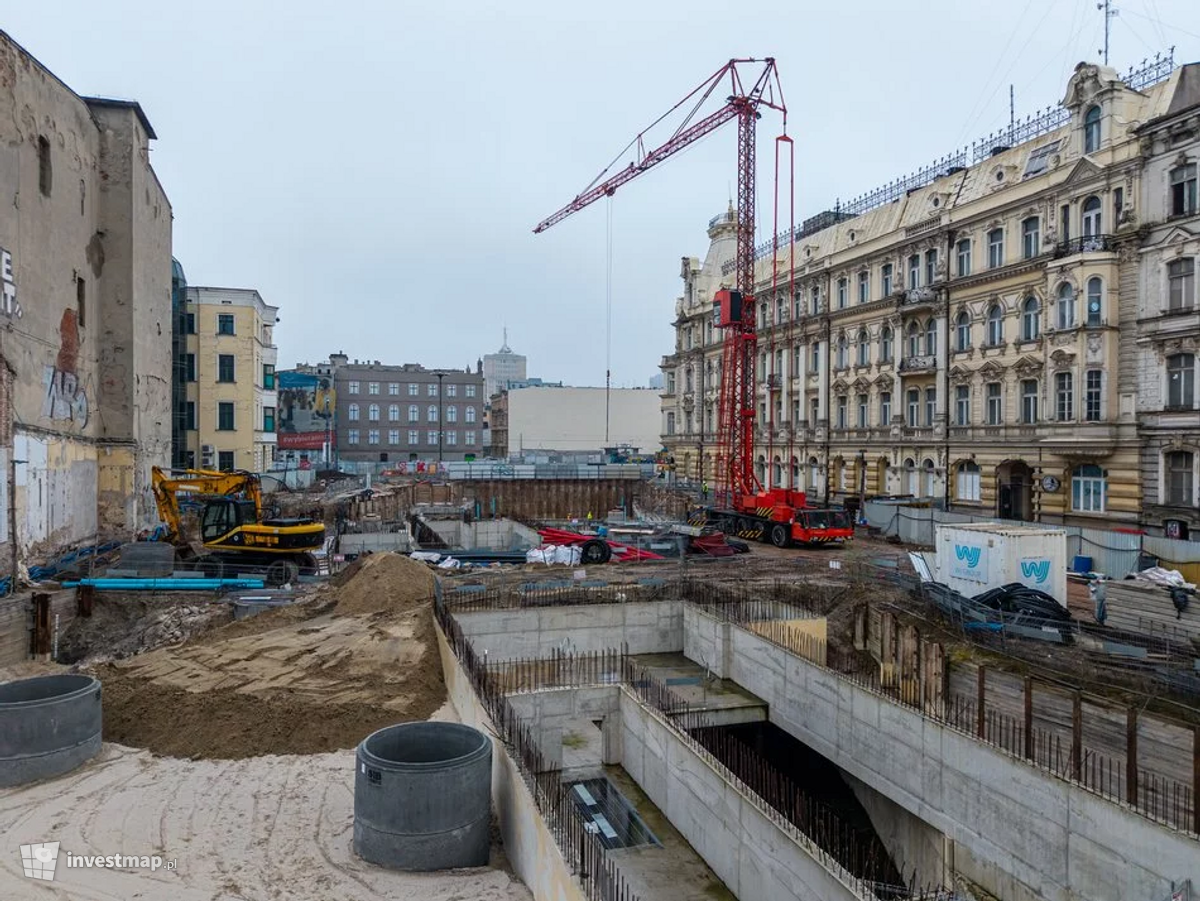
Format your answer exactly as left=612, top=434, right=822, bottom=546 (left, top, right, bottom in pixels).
left=954, top=545, right=982, bottom=568
left=1020, top=559, right=1051, bottom=583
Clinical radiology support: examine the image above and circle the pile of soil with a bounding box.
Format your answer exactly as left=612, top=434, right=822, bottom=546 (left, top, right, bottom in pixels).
left=58, top=596, right=232, bottom=663
left=333, top=552, right=437, bottom=616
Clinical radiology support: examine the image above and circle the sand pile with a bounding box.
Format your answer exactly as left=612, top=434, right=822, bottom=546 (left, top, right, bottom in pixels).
left=89, top=553, right=446, bottom=759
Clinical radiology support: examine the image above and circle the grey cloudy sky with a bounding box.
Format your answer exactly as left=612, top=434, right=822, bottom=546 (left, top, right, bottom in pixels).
left=6, top=1, right=1198, bottom=386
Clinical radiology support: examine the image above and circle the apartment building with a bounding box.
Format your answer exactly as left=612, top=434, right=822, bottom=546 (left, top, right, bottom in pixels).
left=663, top=58, right=1195, bottom=529
left=180, top=287, right=278, bottom=472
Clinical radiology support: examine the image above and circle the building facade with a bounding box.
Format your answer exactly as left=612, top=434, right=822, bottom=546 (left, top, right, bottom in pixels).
left=0, top=30, right=173, bottom=567
left=180, top=287, right=278, bottom=473
left=663, top=59, right=1197, bottom=531
left=311, top=354, right=485, bottom=464
left=1135, top=68, right=1200, bottom=539
left=482, top=331, right=527, bottom=399
left=490, top=386, right=661, bottom=459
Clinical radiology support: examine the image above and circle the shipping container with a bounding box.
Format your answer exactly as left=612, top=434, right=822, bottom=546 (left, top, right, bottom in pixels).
left=934, top=523, right=1068, bottom=607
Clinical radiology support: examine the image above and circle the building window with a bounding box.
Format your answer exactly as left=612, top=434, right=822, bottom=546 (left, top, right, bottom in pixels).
left=1085, top=370, right=1102, bottom=421
left=408, top=429, right=419, bottom=445
left=955, top=385, right=970, bottom=425
left=466, top=385, right=477, bottom=398
left=857, top=330, right=870, bottom=366
left=367, top=403, right=380, bottom=421
left=810, top=341, right=820, bottom=372
left=388, top=429, right=400, bottom=444
left=1021, top=216, right=1040, bottom=259
left=388, top=404, right=400, bottom=421
left=428, top=383, right=438, bottom=397
left=1168, top=259, right=1195, bottom=311
left=956, top=239, right=972, bottom=277
left=835, top=278, right=846, bottom=310
left=367, top=382, right=379, bottom=395
left=1055, top=371, right=1074, bottom=421
left=924, top=387, right=936, bottom=427
left=263, top=364, right=275, bottom=389
left=408, top=383, right=418, bottom=396
left=925, top=318, right=937, bottom=357
left=446, top=405, right=458, bottom=423
left=1021, top=379, right=1039, bottom=423
left=666, top=412, right=676, bottom=435
left=1084, top=105, right=1101, bottom=153
left=857, top=271, right=869, bottom=304
left=880, top=391, right=891, bottom=425
left=348, top=403, right=360, bottom=421
left=1086, top=277, right=1102, bottom=325
left=986, top=382, right=1002, bottom=425
left=218, top=313, right=235, bottom=335
left=184, top=401, right=196, bottom=430
left=37, top=135, right=52, bottom=196
left=1167, top=353, right=1195, bottom=409
left=856, top=394, right=868, bottom=428
left=1114, top=186, right=1124, bottom=222
left=835, top=335, right=848, bottom=369
left=408, top=404, right=419, bottom=422
left=907, top=254, right=921, bottom=289
left=957, top=461, right=981, bottom=502
left=1082, top=195, right=1102, bottom=238
left=184, top=353, right=196, bottom=382
left=465, top=406, right=477, bottom=424
left=427, top=430, right=439, bottom=445
left=881, top=263, right=893, bottom=296
left=218, top=354, right=235, bottom=382
left=218, top=451, right=234, bottom=472
left=263, top=406, right=275, bottom=432
left=427, top=405, right=438, bottom=422
left=667, top=372, right=676, bottom=394
left=774, top=296, right=785, bottom=325
left=925, top=249, right=938, bottom=285
left=1072, top=464, right=1106, bottom=512
left=218, top=402, right=235, bottom=431
left=185, top=312, right=196, bottom=334
left=347, top=429, right=359, bottom=445
left=836, top=396, right=847, bottom=429
left=368, top=429, right=380, bottom=445
left=465, top=430, right=476, bottom=446
left=1022, top=296, right=1040, bottom=341
left=445, top=431, right=458, bottom=446
left=1165, top=451, right=1195, bottom=505
left=906, top=389, right=920, bottom=427
left=388, top=382, right=400, bottom=395
left=1056, top=283, right=1076, bottom=330
left=348, top=380, right=360, bottom=394
left=446, top=384, right=457, bottom=398
left=907, top=321, right=921, bottom=358
left=955, top=311, right=971, bottom=351
left=810, top=398, right=819, bottom=425
left=1170, top=163, right=1198, bottom=217
left=987, top=228, right=1004, bottom=269
left=986, top=304, right=1003, bottom=346
left=880, top=327, right=893, bottom=363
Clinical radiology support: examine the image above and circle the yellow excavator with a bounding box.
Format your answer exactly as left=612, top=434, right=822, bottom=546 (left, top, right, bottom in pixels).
left=151, top=466, right=325, bottom=584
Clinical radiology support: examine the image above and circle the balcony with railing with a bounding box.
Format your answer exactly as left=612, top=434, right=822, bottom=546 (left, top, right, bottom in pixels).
left=901, top=287, right=939, bottom=308
left=1052, top=235, right=1115, bottom=259
left=899, top=354, right=937, bottom=374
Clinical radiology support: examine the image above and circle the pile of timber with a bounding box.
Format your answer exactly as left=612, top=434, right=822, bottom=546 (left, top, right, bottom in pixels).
left=1103, top=580, right=1200, bottom=641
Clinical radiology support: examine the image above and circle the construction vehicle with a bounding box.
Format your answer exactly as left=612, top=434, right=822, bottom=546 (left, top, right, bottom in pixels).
left=535, top=59, right=853, bottom=550
left=151, top=466, right=326, bottom=583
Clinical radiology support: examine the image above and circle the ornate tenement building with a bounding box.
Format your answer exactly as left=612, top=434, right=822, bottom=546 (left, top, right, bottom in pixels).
left=662, top=59, right=1199, bottom=531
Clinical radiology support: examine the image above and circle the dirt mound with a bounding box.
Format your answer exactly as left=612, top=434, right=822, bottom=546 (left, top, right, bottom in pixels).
left=333, top=552, right=437, bottom=616
left=59, top=596, right=232, bottom=663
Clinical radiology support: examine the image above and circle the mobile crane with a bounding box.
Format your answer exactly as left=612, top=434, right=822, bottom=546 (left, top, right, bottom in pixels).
left=151, top=466, right=326, bottom=583
left=534, top=59, right=853, bottom=549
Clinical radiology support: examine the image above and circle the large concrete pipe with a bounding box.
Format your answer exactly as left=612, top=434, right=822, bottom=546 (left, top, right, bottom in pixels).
left=354, top=722, right=492, bottom=870
left=0, top=674, right=102, bottom=787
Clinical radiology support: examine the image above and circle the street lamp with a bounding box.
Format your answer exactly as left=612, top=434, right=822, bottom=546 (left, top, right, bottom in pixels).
left=435, top=371, right=445, bottom=463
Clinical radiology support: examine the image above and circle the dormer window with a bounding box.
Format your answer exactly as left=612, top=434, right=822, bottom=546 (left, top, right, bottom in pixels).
left=1084, top=105, right=1101, bottom=154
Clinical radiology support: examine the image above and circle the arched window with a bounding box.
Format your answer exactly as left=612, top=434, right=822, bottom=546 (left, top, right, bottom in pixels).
left=1056, top=283, right=1076, bottom=330
left=955, top=311, right=971, bottom=351
left=772, top=455, right=782, bottom=487
left=986, top=304, right=1003, bottom=346
left=956, top=461, right=981, bottom=501
left=1022, top=296, right=1040, bottom=341
left=348, top=403, right=360, bottom=422
left=907, top=321, right=921, bottom=358
left=1084, top=105, right=1101, bottom=154
left=1072, top=464, right=1106, bottom=513
left=836, top=335, right=848, bottom=369
left=922, top=458, right=936, bottom=498
left=791, top=456, right=800, bottom=488
left=388, top=404, right=400, bottom=421
left=925, top=318, right=937, bottom=357
left=880, top=326, right=893, bottom=362
left=368, top=403, right=380, bottom=422
left=1082, top=195, right=1102, bottom=238
left=408, top=404, right=419, bottom=422
left=755, top=455, right=766, bottom=484
left=857, top=329, right=870, bottom=366
left=1086, top=276, right=1103, bottom=325
left=903, top=457, right=918, bottom=495
left=427, top=404, right=439, bottom=422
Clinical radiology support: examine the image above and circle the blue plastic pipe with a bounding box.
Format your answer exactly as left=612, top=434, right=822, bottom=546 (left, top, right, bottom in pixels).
left=60, top=578, right=266, bottom=590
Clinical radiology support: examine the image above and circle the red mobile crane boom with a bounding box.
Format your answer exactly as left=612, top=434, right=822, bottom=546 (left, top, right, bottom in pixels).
left=535, top=59, right=853, bottom=549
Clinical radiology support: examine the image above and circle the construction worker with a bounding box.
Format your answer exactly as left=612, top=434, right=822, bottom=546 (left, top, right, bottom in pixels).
left=701, top=480, right=709, bottom=501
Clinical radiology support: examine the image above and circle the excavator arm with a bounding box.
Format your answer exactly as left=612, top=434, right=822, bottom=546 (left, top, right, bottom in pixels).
left=151, top=466, right=263, bottom=542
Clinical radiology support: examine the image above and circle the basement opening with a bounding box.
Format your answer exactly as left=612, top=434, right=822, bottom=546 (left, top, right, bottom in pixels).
left=568, top=777, right=660, bottom=850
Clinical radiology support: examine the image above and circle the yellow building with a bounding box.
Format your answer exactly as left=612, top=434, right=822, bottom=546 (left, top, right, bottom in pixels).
left=663, top=58, right=1193, bottom=529
left=182, top=287, right=278, bottom=472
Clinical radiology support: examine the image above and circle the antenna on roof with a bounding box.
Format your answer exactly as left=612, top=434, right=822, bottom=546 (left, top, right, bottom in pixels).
left=1097, top=0, right=1118, bottom=65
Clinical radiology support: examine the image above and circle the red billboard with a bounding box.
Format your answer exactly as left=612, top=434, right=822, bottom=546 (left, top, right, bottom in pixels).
left=277, top=430, right=327, bottom=450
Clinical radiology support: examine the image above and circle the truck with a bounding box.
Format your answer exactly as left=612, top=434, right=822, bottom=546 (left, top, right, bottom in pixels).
left=151, top=466, right=326, bottom=584
left=698, top=488, right=855, bottom=548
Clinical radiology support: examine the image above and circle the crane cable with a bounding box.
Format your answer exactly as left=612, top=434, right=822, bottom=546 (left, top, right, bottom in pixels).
left=605, top=195, right=613, bottom=445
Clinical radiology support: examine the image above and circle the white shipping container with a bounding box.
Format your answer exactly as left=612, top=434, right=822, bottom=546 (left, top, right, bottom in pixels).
left=934, top=523, right=1068, bottom=607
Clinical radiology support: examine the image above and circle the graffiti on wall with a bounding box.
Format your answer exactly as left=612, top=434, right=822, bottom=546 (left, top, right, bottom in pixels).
left=42, top=309, right=88, bottom=426
left=1, top=247, right=21, bottom=318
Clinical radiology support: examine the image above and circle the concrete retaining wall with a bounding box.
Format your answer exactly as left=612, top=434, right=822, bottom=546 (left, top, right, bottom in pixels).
left=436, top=627, right=586, bottom=901
left=690, top=608, right=1199, bottom=901
left=619, top=689, right=869, bottom=901
left=508, top=686, right=620, bottom=769
left=455, top=601, right=683, bottom=659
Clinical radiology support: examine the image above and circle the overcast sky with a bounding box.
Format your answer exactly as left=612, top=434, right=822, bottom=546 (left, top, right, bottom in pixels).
left=7, top=1, right=1198, bottom=386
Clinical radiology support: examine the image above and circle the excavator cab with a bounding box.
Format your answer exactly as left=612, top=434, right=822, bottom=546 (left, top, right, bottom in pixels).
left=200, top=497, right=261, bottom=543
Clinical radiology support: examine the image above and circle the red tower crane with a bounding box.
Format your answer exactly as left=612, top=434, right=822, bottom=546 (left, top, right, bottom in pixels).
left=535, top=59, right=854, bottom=549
